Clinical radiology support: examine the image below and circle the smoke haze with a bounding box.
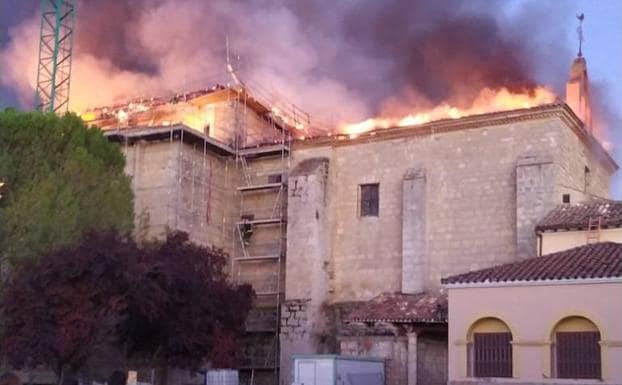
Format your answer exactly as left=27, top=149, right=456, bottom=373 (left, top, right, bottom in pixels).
left=0, top=1, right=619, bottom=161
left=1, top=0, right=576, bottom=119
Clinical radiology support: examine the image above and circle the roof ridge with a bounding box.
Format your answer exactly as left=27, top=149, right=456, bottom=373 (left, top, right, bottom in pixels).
left=441, top=242, right=622, bottom=285
left=537, top=200, right=622, bottom=232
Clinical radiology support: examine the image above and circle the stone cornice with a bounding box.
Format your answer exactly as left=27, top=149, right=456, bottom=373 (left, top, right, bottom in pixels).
left=294, top=103, right=618, bottom=172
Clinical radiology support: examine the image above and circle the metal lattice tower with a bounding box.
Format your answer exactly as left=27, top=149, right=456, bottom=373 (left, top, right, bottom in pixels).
left=35, top=0, right=76, bottom=113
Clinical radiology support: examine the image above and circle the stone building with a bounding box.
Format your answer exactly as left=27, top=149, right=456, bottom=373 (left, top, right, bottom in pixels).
left=102, top=87, right=296, bottom=385
left=280, top=102, right=616, bottom=385
left=96, top=58, right=618, bottom=385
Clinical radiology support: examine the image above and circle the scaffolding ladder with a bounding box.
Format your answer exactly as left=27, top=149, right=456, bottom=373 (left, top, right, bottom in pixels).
left=231, top=89, right=293, bottom=385
left=586, top=216, right=602, bottom=244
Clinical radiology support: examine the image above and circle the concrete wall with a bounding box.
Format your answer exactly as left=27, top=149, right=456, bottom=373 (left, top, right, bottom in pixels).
left=288, top=116, right=613, bottom=304
left=447, top=281, right=622, bottom=384
left=539, top=229, right=622, bottom=255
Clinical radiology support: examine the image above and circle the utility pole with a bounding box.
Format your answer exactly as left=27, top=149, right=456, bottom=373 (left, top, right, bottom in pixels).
left=35, top=0, right=76, bottom=113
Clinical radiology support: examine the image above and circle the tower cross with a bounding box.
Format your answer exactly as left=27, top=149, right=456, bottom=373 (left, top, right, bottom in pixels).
left=576, top=13, right=585, bottom=57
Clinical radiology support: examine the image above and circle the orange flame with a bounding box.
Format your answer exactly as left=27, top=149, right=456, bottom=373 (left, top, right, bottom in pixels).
left=340, top=86, right=557, bottom=136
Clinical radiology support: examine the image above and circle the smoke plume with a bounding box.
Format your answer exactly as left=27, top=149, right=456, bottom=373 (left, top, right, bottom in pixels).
left=1, top=0, right=578, bottom=121
left=1, top=0, right=619, bottom=194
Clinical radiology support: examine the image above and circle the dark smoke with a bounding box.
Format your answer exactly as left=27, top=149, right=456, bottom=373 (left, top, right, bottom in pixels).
left=75, top=0, right=160, bottom=75
left=61, top=0, right=572, bottom=116
left=291, top=0, right=577, bottom=116
left=0, top=0, right=608, bottom=129
left=0, top=0, right=619, bottom=195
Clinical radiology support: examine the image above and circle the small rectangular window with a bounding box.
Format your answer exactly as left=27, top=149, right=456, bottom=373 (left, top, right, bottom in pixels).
left=268, top=174, right=282, bottom=184
left=562, top=194, right=571, bottom=204
left=360, top=183, right=379, bottom=217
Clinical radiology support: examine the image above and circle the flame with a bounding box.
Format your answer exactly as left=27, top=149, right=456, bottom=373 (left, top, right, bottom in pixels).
left=340, top=86, right=556, bottom=135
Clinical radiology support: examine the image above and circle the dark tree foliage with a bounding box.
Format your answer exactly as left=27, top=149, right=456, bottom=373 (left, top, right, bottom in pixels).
left=0, top=110, right=133, bottom=264
left=118, top=232, right=254, bottom=369
left=0, top=231, right=137, bottom=384
left=0, top=230, right=253, bottom=380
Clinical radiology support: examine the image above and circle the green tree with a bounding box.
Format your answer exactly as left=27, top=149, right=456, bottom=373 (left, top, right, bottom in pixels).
left=0, top=110, right=133, bottom=264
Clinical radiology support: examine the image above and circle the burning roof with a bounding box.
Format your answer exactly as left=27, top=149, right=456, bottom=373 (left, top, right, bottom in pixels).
left=339, top=86, right=558, bottom=136
left=80, top=85, right=320, bottom=146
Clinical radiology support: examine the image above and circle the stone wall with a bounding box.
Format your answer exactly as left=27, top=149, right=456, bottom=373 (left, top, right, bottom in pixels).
left=515, top=154, right=558, bottom=258
left=402, top=167, right=427, bottom=293
left=121, top=139, right=238, bottom=254
left=200, top=99, right=281, bottom=148
left=123, top=140, right=177, bottom=241
left=176, top=143, right=239, bottom=252
left=340, top=336, right=408, bottom=385
left=280, top=158, right=331, bottom=384
left=280, top=299, right=311, bottom=341
left=553, top=122, right=612, bottom=203
left=288, top=115, right=615, bottom=303
left=417, top=334, right=448, bottom=385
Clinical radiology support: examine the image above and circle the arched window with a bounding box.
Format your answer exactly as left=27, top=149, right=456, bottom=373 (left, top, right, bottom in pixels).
left=467, top=317, right=513, bottom=378
left=551, top=316, right=601, bottom=379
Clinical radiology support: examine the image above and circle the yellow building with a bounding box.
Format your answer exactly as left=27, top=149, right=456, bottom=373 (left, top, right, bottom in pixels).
left=537, top=200, right=622, bottom=255
left=443, top=242, right=622, bottom=385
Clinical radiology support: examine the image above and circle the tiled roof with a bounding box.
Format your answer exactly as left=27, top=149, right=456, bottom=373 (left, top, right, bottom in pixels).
left=536, top=199, right=622, bottom=231
left=344, top=292, right=447, bottom=323
left=442, top=242, right=622, bottom=285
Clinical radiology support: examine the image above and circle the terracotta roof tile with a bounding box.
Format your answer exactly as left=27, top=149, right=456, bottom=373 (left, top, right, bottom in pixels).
left=536, top=200, right=622, bottom=231
left=344, top=292, right=447, bottom=323
left=441, top=242, right=622, bottom=285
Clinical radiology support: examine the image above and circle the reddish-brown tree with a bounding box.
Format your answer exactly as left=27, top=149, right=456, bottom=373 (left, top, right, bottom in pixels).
left=0, top=231, right=253, bottom=382
left=0, top=230, right=137, bottom=384
left=117, top=231, right=254, bottom=370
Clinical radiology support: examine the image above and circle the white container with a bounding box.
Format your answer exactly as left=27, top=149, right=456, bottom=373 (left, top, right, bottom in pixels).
left=204, top=369, right=239, bottom=385
left=292, top=354, right=384, bottom=385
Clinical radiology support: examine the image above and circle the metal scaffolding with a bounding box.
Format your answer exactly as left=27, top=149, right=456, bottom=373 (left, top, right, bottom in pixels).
left=106, top=80, right=310, bottom=385
left=228, top=84, right=308, bottom=385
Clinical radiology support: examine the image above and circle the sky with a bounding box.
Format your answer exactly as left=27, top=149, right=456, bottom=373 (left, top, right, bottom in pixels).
left=0, top=0, right=621, bottom=197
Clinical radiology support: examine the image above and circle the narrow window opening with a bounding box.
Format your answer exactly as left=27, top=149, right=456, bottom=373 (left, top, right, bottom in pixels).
left=360, top=183, right=379, bottom=217
left=268, top=174, right=282, bottom=184
left=584, top=166, right=591, bottom=191
left=562, top=194, right=571, bottom=204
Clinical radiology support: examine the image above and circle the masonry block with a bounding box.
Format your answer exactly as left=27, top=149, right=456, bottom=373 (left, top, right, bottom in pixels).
left=402, top=167, right=426, bottom=294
